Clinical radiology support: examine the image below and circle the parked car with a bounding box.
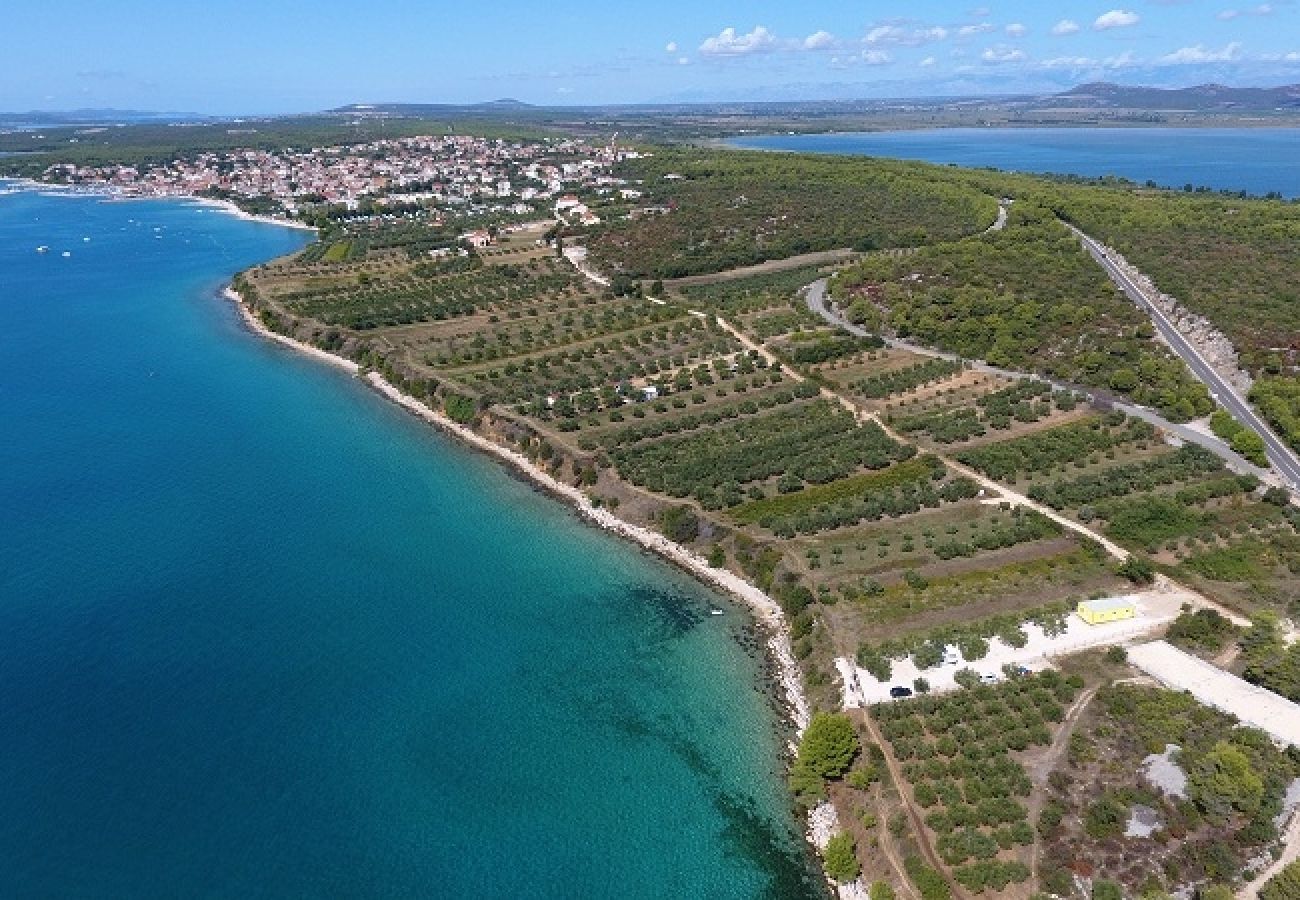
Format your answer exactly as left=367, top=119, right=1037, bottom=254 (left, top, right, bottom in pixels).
left=889, top=686, right=913, bottom=698
left=942, top=649, right=960, bottom=666
left=979, top=673, right=1000, bottom=685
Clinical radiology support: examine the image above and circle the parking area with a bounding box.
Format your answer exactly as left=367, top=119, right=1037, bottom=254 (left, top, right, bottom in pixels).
left=836, top=588, right=1187, bottom=707
left=1127, top=641, right=1300, bottom=747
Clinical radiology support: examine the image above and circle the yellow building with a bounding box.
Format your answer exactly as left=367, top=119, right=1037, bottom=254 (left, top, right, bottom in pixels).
left=1077, top=596, right=1137, bottom=625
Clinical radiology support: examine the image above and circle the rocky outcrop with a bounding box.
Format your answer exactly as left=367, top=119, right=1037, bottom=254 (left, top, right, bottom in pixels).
left=1098, top=244, right=1254, bottom=395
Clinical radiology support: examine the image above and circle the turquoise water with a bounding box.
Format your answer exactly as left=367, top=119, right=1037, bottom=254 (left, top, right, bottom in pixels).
left=0, top=187, right=821, bottom=898
left=732, top=127, right=1300, bottom=198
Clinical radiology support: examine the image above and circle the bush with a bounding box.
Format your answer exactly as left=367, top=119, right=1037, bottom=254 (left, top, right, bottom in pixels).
left=823, top=832, right=861, bottom=884
left=1084, top=794, right=1128, bottom=839
left=443, top=393, right=478, bottom=424
left=870, top=882, right=897, bottom=900
left=905, top=855, right=951, bottom=900
left=659, top=505, right=700, bottom=543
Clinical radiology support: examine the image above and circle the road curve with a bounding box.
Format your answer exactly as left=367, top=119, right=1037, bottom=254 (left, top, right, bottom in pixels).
left=1068, top=225, right=1300, bottom=493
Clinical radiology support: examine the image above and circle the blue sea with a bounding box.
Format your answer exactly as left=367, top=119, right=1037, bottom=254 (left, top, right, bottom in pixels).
left=0, top=186, right=821, bottom=898
left=731, top=127, right=1300, bottom=198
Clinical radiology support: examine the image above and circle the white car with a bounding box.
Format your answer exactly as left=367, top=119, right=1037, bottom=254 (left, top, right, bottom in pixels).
left=979, top=673, right=1000, bottom=685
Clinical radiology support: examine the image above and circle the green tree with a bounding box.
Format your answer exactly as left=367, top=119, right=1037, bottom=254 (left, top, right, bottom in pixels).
left=1259, top=860, right=1300, bottom=900
left=443, top=393, right=477, bottom=424
left=824, top=832, right=861, bottom=884
left=1118, top=554, right=1156, bottom=585
left=1188, top=740, right=1264, bottom=821
left=797, top=713, right=860, bottom=778
left=1084, top=794, right=1127, bottom=839
left=1093, top=881, right=1123, bottom=900
left=870, top=881, right=897, bottom=900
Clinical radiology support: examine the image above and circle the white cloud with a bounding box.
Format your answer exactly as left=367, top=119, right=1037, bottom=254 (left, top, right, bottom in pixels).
left=698, top=25, right=777, bottom=57
left=665, top=41, right=678, bottom=53
left=981, top=46, right=1027, bottom=63
left=678, top=56, right=690, bottom=65
left=958, top=23, right=995, bottom=36
left=803, top=30, right=835, bottom=51
left=1051, top=19, right=1081, bottom=35
left=1094, top=9, right=1140, bottom=29
left=1040, top=51, right=1137, bottom=69
left=864, top=24, right=948, bottom=46
left=1160, top=41, right=1242, bottom=63
left=920, top=55, right=937, bottom=67
left=1005, top=23, right=1028, bottom=37
left=862, top=49, right=893, bottom=65
left=1041, top=55, right=1097, bottom=68
left=1218, top=4, right=1273, bottom=18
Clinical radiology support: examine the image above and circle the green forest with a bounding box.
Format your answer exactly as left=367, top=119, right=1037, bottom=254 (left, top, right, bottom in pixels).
left=832, top=204, right=1214, bottom=421
left=587, top=149, right=998, bottom=278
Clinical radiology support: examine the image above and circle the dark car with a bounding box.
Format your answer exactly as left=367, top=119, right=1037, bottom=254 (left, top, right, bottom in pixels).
left=889, top=686, right=913, bottom=698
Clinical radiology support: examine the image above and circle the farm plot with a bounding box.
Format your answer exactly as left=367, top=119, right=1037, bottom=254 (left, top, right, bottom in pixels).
left=886, top=379, right=1087, bottom=449
left=453, top=313, right=743, bottom=407
left=605, top=398, right=912, bottom=509
left=873, top=672, right=1088, bottom=894
left=807, top=501, right=1122, bottom=636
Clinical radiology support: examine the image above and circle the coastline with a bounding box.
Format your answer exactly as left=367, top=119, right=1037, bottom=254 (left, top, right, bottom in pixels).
left=223, top=281, right=853, bottom=892
left=220, top=284, right=811, bottom=734
left=192, top=196, right=318, bottom=232
left=0, top=177, right=317, bottom=232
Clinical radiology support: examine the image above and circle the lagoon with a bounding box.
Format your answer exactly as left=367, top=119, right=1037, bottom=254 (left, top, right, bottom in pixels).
left=731, top=127, right=1300, bottom=198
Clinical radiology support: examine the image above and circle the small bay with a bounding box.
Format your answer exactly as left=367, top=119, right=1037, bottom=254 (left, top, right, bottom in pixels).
left=0, top=187, right=821, bottom=898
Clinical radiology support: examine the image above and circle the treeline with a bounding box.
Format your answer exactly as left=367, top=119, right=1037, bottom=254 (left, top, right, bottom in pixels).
left=610, top=400, right=912, bottom=507
left=855, top=358, right=963, bottom=400
left=955, top=414, right=1154, bottom=481
left=1026, top=444, right=1228, bottom=509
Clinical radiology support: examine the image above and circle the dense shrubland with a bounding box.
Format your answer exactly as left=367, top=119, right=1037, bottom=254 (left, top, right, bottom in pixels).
left=833, top=205, right=1214, bottom=420
left=588, top=149, right=998, bottom=278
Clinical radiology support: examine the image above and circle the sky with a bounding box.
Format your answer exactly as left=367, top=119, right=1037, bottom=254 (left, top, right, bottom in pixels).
left=4, top=0, right=1300, bottom=113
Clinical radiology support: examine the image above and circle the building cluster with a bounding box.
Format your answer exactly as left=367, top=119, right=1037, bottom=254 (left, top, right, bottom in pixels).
left=45, top=134, right=639, bottom=219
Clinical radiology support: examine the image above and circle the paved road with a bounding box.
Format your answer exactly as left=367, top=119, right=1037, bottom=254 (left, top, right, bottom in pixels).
left=804, top=278, right=1275, bottom=483
left=1070, top=226, right=1300, bottom=493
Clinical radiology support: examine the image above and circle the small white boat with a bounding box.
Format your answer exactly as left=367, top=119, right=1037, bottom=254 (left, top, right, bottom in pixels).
left=61, top=251, right=71, bottom=258
left=709, top=608, right=724, bottom=616
left=36, top=245, right=48, bottom=253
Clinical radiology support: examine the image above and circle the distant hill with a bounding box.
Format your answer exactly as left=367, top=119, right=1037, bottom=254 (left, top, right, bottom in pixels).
left=1041, top=82, right=1300, bottom=111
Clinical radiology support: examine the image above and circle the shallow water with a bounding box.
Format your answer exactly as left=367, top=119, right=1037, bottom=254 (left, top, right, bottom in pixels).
left=0, top=187, right=821, bottom=898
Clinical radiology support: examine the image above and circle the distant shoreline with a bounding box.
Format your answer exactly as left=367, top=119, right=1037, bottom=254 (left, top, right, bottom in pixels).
left=0, top=177, right=317, bottom=233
